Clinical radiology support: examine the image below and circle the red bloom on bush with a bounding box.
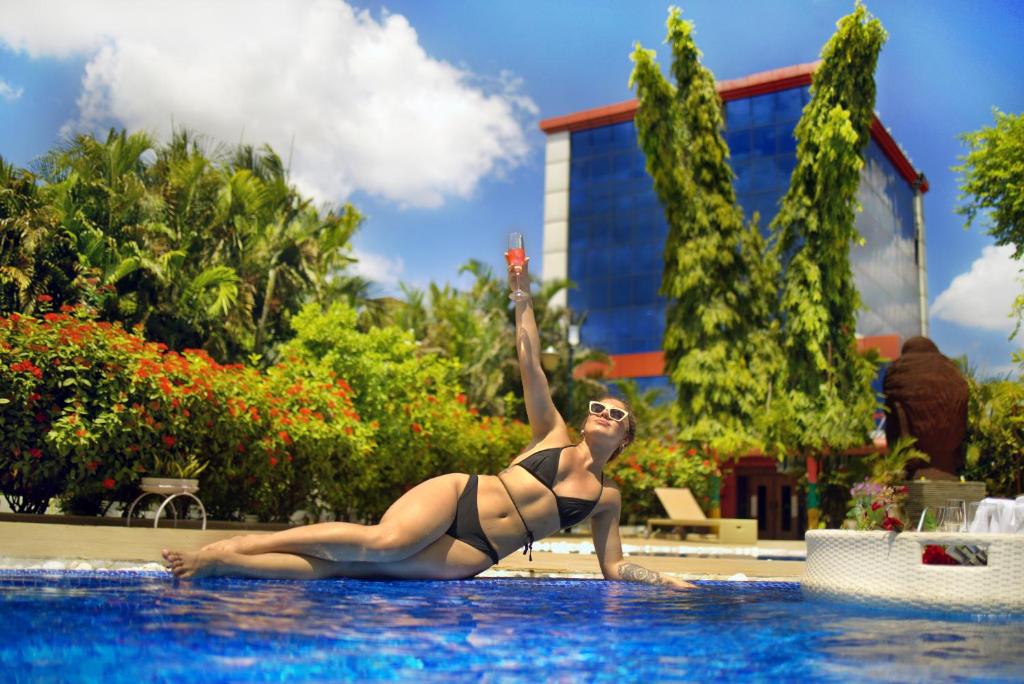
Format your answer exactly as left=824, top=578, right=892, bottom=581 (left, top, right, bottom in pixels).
left=871, top=500, right=883, bottom=511
left=456, top=394, right=467, bottom=404
left=686, top=448, right=697, bottom=456
left=881, top=516, right=903, bottom=532
left=75, top=428, right=87, bottom=438
left=278, top=430, right=292, bottom=445
left=411, top=423, right=423, bottom=433
left=36, top=294, right=53, bottom=303
left=162, top=435, right=176, bottom=448
left=923, top=545, right=959, bottom=565
left=29, top=448, right=42, bottom=459
left=102, top=478, right=115, bottom=490
left=269, top=456, right=278, bottom=467
left=60, top=304, right=75, bottom=313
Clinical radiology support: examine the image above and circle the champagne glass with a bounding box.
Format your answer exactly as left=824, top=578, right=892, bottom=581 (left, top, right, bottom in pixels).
left=947, top=499, right=967, bottom=532
left=506, top=232, right=528, bottom=301
left=936, top=505, right=963, bottom=533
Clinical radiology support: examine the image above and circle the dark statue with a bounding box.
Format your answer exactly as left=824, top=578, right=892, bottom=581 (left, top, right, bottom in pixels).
left=883, top=336, right=969, bottom=480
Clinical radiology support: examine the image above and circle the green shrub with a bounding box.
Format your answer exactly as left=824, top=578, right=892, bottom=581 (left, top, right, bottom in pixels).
left=964, top=378, right=1024, bottom=497
left=0, top=303, right=367, bottom=519
left=607, top=438, right=718, bottom=523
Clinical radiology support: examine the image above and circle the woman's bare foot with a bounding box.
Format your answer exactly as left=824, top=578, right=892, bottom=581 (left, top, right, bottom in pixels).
left=162, top=548, right=223, bottom=579
left=199, top=535, right=248, bottom=554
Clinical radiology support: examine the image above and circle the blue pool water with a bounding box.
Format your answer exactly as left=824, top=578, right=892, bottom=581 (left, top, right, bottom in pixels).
left=2, top=570, right=1023, bottom=682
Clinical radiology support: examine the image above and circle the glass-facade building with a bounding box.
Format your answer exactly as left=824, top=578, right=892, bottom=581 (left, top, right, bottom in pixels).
left=541, top=64, right=926, bottom=399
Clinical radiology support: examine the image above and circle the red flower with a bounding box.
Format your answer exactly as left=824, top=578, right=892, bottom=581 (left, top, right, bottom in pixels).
left=102, top=478, right=115, bottom=490
left=922, top=545, right=959, bottom=565
left=456, top=394, right=467, bottom=404
left=278, top=430, right=292, bottom=445
left=60, top=304, right=75, bottom=313
left=871, top=500, right=883, bottom=511
left=162, top=435, right=177, bottom=448
left=36, top=294, right=53, bottom=303
left=269, top=456, right=278, bottom=467
left=29, top=448, right=42, bottom=459
left=75, top=428, right=87, bottom=438
left=686, top=448, right=697, bottom=456
left=881, top=516, right=903, bottom=532
left=411, top=423, right=423, bottom=433
left=85, top=460, right=100, bottom=471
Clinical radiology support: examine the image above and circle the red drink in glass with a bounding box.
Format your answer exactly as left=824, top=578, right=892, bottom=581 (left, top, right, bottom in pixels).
left=506, top=247, right=526, bottom=268
left=507, top=232, right=528, bottom=301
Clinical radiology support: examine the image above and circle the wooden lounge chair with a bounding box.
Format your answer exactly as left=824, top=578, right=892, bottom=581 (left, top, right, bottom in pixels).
left=646, top=487, right=757, bottom=544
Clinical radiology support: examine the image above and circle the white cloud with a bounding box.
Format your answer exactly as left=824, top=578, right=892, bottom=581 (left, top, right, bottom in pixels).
left=350, top=248, right=405, bottom=288
left=0, top=78, right=23, bottom=102
left=930, top=244, right=1021, bottom=333
left=0, top=0, right=535, bottom=208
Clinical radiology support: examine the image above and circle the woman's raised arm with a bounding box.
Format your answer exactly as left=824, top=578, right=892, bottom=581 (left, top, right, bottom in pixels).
left=512, top=259, right=568, bottom=446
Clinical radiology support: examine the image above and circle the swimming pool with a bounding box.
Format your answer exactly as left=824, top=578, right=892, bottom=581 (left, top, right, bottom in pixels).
left=2, top=570, right=1022, bottom=682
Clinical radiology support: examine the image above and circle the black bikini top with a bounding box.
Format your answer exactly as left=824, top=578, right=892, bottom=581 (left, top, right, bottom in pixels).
left=516, top=446, right=603, bottom=529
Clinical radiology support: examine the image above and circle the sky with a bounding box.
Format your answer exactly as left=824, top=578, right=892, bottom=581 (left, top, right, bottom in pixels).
left=1, top=0, right=1022, bottom=376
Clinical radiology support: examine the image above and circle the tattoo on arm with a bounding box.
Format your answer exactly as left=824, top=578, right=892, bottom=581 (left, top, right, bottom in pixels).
left=618, top=562, right=666, bottom=585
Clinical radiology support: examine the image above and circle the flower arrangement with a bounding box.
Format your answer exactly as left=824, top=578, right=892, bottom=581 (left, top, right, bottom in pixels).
left=845, top=479, right=908, bottom=532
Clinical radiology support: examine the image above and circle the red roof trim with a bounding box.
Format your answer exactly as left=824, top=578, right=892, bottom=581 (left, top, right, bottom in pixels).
left=539, top=62, right=927, bottom=193
left=870, top=117, right=928, bottom=193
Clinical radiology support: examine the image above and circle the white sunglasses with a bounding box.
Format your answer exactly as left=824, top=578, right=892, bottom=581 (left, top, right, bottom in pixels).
left=589, top=401, right=629, bottom=422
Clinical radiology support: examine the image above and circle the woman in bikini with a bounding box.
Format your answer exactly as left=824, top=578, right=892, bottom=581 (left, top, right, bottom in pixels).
left=163, top=259, right=693, bottom=589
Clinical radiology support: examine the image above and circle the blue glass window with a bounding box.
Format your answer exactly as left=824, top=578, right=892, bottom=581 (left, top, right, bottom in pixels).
left=774, top=88, right=804, bottom=122
left=752, top=126, right=777, bottom=156
left=749, top=94, right=774, bottom=125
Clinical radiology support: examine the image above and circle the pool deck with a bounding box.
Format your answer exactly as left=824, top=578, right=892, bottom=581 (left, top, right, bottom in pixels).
left=0, top=520, right=805, bottom=581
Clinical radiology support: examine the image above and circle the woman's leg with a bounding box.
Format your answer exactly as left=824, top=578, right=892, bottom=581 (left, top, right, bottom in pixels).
left=164, top=531, right=494, bottom=581
left=197, top=473, right=468, bottom=563
left=163, top=548, right=339, bottom=580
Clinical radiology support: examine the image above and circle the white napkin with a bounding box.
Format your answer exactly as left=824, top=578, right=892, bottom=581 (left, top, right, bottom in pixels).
left=970, top=498, right=1024, bottom=533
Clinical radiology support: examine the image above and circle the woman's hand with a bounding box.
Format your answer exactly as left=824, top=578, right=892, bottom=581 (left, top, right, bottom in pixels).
left=616, top=562, right=697, bottom=589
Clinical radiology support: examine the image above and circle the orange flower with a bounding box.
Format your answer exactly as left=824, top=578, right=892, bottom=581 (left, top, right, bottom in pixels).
left=162, top=435, right=176, bottom=448
left=36, top=294, right=53, bottom=303
left=278, top=430, right=293, bottom=445
left=411, top=423, right=423, bottom=433
left=102, top=478, right=115, bottom=490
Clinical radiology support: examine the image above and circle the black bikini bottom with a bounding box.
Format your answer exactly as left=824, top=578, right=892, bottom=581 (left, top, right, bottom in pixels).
left=445, top=474, right=500, bottom=565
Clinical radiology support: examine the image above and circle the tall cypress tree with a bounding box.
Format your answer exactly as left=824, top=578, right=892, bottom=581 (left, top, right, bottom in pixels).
left=769, top=2, right=886, bottom=455
left=630, top=9, right=779, bottom=455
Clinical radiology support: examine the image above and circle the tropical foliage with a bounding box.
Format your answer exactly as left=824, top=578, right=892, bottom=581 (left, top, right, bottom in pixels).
left=629, top=8, right=781, bottom=456
left=767, top=2, right=886, bottom=455
left=3, top=129, right=363, bottom=364
left=955, top=110, right=1024, bottom=259
left=962, top=367, right=1024, bottom=497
